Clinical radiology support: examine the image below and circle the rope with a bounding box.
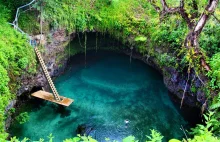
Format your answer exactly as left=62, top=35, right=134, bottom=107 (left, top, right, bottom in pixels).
left=9, top=0, right=40, bottom=47
left=13, top=0, right=37, bottom=26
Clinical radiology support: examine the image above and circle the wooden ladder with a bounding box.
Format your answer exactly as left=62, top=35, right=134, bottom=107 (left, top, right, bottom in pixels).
left=34, top=47, right=61, bottom=101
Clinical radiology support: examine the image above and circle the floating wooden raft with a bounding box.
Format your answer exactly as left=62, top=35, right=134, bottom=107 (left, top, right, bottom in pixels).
left=32, top=91, right=73, bottom=107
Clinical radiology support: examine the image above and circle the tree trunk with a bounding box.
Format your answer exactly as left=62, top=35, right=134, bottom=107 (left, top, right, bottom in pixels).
left=184, top=0, right=219, bottom=71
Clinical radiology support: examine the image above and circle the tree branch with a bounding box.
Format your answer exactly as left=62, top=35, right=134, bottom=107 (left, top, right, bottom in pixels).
left=180, top=0, right=184, bottom=8
left=159, top=0, right=194, bottom=29
left=179, top=8, right=194, bottom=29
left=184, top=0, right=219, bottom=71
left=147, top=0, right=160, bottom=12
left=148, top=0, right=219, bottom=71
left=180, top=69, right=190, bottom=109
left=194, top=68, right=205, bottom=86
left=161, top=0, right=168, bottom=11
left=194, top=0, right=219, bottom=35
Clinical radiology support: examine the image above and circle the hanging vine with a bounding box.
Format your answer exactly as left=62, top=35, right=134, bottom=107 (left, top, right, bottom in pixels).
left=84, top=32, right=87, bottom=67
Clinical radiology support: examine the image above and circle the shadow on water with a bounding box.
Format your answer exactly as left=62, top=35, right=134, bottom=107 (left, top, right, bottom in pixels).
left=55, top=106, right=72, bottom=118
left=168, top=91, right=202, bottom=127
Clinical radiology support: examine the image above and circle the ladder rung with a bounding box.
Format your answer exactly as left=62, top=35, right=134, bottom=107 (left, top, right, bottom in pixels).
left=35, top=47, right=61, bottom=101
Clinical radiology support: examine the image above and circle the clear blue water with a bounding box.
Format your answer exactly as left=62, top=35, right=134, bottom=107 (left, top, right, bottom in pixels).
left=10, top=51, right=188, bottom=142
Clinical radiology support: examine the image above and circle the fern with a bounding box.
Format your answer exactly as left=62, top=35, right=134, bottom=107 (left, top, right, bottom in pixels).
left=210, top=102, right=220, bottom=110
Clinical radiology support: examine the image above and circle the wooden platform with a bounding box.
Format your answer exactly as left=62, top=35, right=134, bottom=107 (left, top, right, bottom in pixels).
left=31, top=91, right=73, bottom=106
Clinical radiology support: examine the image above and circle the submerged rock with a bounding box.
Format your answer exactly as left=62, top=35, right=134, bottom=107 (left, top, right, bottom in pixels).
left=76, top=124, right=95, bottom=137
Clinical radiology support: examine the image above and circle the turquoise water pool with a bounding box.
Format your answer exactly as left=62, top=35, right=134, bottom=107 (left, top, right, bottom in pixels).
left=10, top=51, right=188, bottom=141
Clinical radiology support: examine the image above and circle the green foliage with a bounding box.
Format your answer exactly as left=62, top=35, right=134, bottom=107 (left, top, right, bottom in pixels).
left=0, top=3, right=36, bottom=140
left=43, top=0, right=147, bottom=51
left=47, top=133, right=54, bottom=142
left=191, top=111, right=220, bottom=136
left=123, top=136, right=138, bottom=142
left=64, top=135, right=97, bottom=142
left=135, top=36, right=147, bottom=42
left=64, top=137, right=81, bottom=142
left=0, top=0, right=220, bottom=141
left=10, top=136, right=29, bottom=142
left=210, top=102, right=220, bottom=110
left=207, top=53, right=220, bottom=90
left=18, top=12, right=40, bottom=35
left=0, top=0, right=31, bottom=20
left=9, top=108, right=16, bottom=114
left=158, top=53, right=176, bottom=68
left=210, top=94, right=220, bottom=110
left=168, top=139, right=181, bottom=142
left=15, top=112, right=30, bottom=124
left=10, top=134, right=53, bottom=142
left=6, top=125, right=220, bottom=142
left=191, top=86, right=197, bottom=93
left=200, top=22, right=220, bottom=57
left=150, top=19, right=187, bottom=50
left=18, top=57, right=29, bottom=69
left=186, top=133, right=220, bottom=142
left=146, top=129, right=163, bottom=142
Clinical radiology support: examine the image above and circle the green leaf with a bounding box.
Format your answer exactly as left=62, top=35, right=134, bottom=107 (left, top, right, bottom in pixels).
left=123, top=136, right=137, bottom=142
left=134, top=36, right=147, bottom=42
left=168, top=139, right=181, bottom=142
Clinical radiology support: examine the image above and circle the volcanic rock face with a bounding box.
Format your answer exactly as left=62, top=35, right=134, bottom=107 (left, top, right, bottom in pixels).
left=5, top=29, right=73, bottom=130
left=7, top=32, right=206, bottom=130
left=163, top=67, right=206, bottom=107
left=16, top=30, right=207, bottom=109
left=18, top=29, right=73, bottom=96
left=122, top=48, right=206, bottom=108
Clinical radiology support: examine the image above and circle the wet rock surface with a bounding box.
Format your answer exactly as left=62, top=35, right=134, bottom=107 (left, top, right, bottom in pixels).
left=18, top=29, right=73, bottom=95
left=122, top=48, right=207, bottom=108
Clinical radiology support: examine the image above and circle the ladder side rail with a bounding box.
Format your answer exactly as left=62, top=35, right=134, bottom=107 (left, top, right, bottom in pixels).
left=35, top=48, right=59, bottom=94
left=35, top=47, right=61, bottom=101
left=35, top=49, right=61, bottom=101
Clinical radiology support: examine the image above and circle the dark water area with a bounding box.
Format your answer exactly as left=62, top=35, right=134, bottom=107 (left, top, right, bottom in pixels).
left=168, top=91, right=203, bottom=128
left=9, top=50, right=197, bottom=142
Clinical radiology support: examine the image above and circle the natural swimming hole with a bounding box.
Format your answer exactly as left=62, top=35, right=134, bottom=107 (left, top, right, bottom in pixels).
left=10, top=51, right=190, bottom=142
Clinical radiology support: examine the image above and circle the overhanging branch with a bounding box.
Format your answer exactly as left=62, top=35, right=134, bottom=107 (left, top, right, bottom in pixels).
left=194, top=0, right=219, bottom=34
left=159, top=0, right=194, bottom=29
left=184, top=0, right=219, bottom=71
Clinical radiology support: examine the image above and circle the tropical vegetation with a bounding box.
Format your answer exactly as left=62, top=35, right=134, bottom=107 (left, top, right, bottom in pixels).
left=0, top=0, right=219, bottom=141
